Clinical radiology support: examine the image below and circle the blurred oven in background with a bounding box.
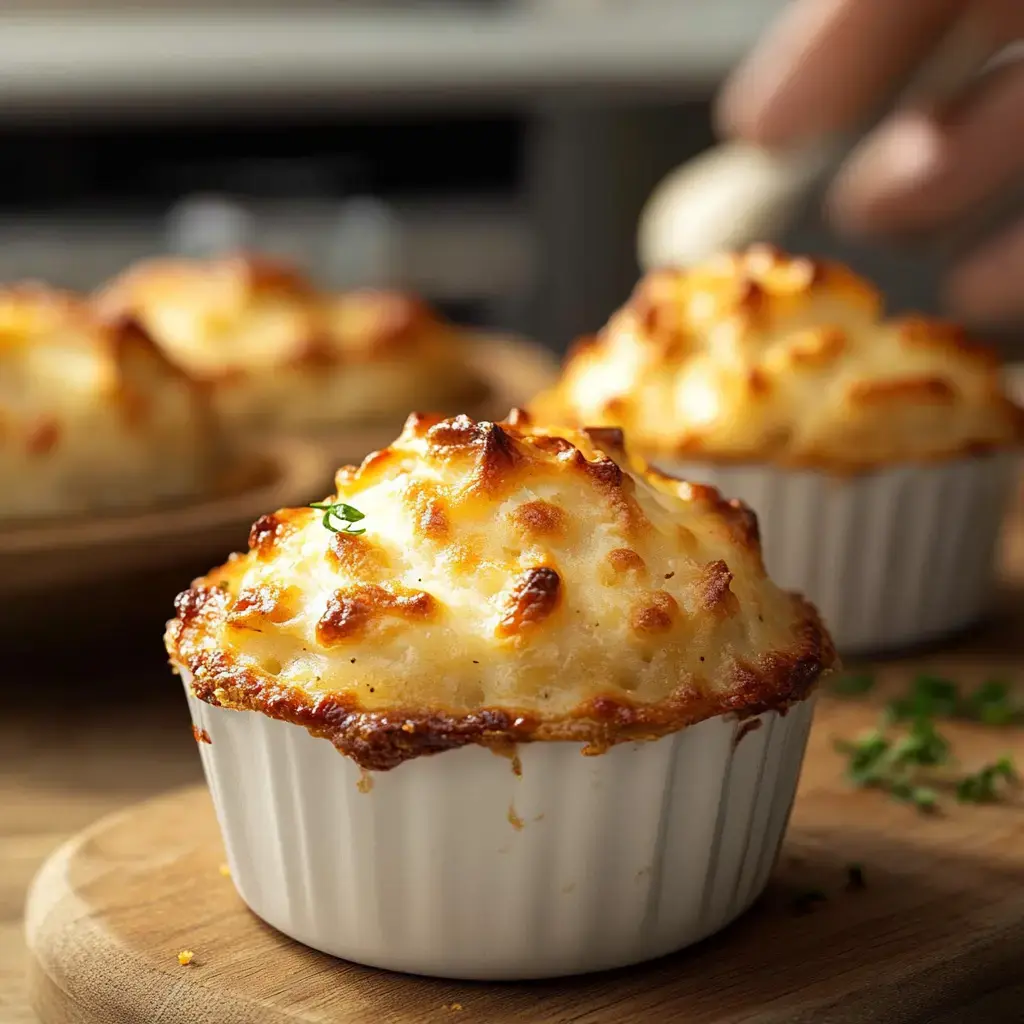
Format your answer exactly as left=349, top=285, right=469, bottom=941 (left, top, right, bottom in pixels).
left=0, top=1, right=792, bottom=350
left=0, top=115, right=535, bottom=330
left=0, top=0, right=993, bottom=353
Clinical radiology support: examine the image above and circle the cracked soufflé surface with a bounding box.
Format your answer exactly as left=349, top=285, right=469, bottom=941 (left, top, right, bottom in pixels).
left=532, top=246, right=1023, bottom=470
left=167, top=410, right=836, bottom=769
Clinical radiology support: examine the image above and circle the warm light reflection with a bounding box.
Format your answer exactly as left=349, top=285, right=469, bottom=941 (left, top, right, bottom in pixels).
left=676, top=371, right=720, bottom=426
left=568, top=330, right=643, bottom=416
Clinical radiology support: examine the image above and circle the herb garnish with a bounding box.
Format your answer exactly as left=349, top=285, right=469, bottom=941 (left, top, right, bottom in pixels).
left=834, top=671, right=1022, bottom=724
left=961, top=681, right=1020, bottom=726
left=874, top=673, right=1022, bottom=726
left=833, top=672, right=1021, bottom=813
left=310, top=501, right=366, bottom=535
left=835, top=718, right=948, bottom=813
left=884, top=674, right=960, bottom=722
left=956, top=757, right=1019, bottom=804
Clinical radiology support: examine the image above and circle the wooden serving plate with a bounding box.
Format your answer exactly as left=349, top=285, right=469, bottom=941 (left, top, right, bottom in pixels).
left=0, top=437, right=330, bottom=600
left=24, top=657, right=1024, bottom=1024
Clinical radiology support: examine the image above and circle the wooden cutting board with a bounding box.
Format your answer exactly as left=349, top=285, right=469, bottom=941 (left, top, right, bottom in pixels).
left=24, top=652, right=1024, bottom=1024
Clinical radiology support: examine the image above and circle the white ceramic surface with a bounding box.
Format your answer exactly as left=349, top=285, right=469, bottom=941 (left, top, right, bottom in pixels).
left=185, top=684, right=816, bottom=980
left=653, top=454, right=1018, bottom=655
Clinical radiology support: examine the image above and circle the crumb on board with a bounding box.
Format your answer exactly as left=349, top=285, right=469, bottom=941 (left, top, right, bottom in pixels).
left=219, top=863, right=231, bottom=878
left=792, top=889, right=828, bottom=916
left=445, top=1003, right=463, bottom=1012
left=846, top=863, right=866, bottom=891
left=177, top=950, right=195, bottom=966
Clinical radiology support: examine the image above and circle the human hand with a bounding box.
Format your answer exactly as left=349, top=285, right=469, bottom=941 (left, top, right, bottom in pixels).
left=717, top=0, right=1024, bottom=324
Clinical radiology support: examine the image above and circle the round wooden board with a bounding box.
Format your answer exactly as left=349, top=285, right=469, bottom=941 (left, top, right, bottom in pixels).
left=25, top=682, right=1024, bottom=1024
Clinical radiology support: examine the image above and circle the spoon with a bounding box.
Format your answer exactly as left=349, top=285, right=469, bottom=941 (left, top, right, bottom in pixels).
left=637, top=16, right=994, bottom=270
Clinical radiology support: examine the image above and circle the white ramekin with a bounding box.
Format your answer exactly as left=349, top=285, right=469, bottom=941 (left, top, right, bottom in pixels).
left=651, top=453, right=1018, bottom=655
left=184, top=680, right=816, bottom=980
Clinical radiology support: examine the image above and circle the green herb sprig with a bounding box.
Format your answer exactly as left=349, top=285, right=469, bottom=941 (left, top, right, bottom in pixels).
left=832, top=671, right=1021, bottom=813
left=835, top=717, right=948, bottom=813
left=886, top=673, right=1020, bottom=725
left=310, top=501, right=366, bottom=536
left=833, top=671, right=1023, bottom=725
left=959, top=680, right=1020, bottom=726
left=956, top=757, right=1020, bottom=804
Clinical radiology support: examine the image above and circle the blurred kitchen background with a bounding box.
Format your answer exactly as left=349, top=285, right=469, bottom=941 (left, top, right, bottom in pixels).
left=0, top=0, right=1015, bottom=355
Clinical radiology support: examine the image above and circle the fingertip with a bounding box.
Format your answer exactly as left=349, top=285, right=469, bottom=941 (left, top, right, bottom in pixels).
left=712, top=102, right=804, bottom=148
left=826, top=154, right=898, bottom=241
left=824, top=186, right=874, bottom=240
left=711, top=86, right=745, bottom=143
left=944, top=231, right=1024, bottom=326
left=944, top=262, right=995, bottom=324
left=714, top=67, right=809, bottom=147
left=713, top=71, right=761, bottom=142
left=827, top=114, right=946, bottom=238
left=824, top=152, right=897, bottom=242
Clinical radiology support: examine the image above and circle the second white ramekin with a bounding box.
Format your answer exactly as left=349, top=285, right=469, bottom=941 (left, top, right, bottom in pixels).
left=184, top=681, right=816, bottom=980
left=652, top=453, right=1018, bottom=655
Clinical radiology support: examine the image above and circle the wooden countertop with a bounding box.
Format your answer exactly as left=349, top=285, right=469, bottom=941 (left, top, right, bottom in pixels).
left=4, top=511, right=1024, bottom=1022
left=0, top=612, right=204, bottom=1023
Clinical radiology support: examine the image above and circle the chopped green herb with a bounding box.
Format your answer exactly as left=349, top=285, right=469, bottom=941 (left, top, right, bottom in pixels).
left=832, top=672, right=876, bottom=697
left=962, top=680, right=1019, bottom=726
left=888, top=716, right=950, bottom=770
left=792, top=889, right=828, bottom=915
left=845, top=864, right=866, bottom=891
left=835, top=717, right=949, bottom=813
left=828, top=669, right=1021, bottom=728
left=836, top=729, right=891, bottom=786
left=310, top=501, right=366, bottom=536
left=885, top=674, right=960, bottom=723
left=956, top=757, right=1019, bottom=804
left=836, top=666, right=1024, bottom=812
left=884, top=674, right=1021, bottom=726
left=887, top=779, right=940, bottom=813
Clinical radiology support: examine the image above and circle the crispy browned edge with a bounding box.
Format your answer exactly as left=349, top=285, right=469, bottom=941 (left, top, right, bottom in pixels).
left=542, top=246, right=1024, bottom=474
left=165, top=409, right=838, bottom=770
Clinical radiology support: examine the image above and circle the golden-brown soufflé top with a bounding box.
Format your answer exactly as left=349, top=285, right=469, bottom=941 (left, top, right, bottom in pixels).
left=0, top=284, right=214, bottom=519
left=166, top=410, right=837, bottom=769
left=95, top=252, right=484, bottom=429
left=532, top=246, right=1023, bottom=470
